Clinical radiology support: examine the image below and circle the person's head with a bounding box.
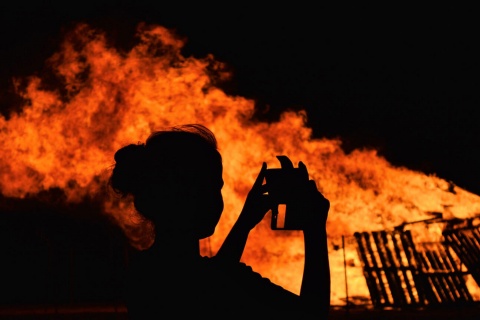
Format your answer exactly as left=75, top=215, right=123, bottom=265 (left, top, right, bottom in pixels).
left=109, top=124, right=224, bottom=239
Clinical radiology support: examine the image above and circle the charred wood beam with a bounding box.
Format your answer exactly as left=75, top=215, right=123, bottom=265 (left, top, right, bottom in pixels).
left=373, top=231, right=406, bottom=306
left=443, top=225, right=480, bottom=287
left=391, top=231, right=420, bottom=305
left=354, top=232, right=390, bottom=307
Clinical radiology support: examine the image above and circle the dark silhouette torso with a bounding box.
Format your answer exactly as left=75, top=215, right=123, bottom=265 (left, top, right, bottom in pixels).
left=126, top=249, right=300, bottom=319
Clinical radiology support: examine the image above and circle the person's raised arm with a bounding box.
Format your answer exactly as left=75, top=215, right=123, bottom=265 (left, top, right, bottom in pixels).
left=297, top=162, right=331, bottom=318
left=216, top=162, right=271, bottom=262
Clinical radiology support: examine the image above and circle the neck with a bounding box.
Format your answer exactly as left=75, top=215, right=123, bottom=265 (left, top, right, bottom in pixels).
left=149, top=230, right=201, bottom=261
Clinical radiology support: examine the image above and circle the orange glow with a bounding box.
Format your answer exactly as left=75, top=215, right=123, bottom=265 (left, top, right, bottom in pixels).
left=1, top=23, right=480, bottom=305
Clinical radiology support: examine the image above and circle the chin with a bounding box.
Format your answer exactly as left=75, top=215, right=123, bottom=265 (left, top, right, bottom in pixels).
left=198, top=228, right=216, bottom=239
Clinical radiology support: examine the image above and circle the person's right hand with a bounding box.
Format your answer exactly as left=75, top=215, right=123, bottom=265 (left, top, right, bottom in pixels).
left=297, top=161, right=330, bottom=232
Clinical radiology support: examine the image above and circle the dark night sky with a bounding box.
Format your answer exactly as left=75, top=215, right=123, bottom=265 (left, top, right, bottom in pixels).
left=1, top=2, right=479, bottom=195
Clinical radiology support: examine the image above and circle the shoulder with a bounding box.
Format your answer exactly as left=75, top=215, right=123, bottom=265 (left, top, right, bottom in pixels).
left=205, top=256, right=296, bottom=296
left=203, top=257, right=301, bottom=317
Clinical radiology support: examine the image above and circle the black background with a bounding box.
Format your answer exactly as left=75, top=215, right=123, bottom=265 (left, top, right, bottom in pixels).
left=0, top=2, right=478, bottom=194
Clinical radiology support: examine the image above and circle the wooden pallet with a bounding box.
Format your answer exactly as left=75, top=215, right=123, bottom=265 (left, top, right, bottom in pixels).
left=443, top=221, right=480, bottom=287
left=354, top=229, right=473, bottom=309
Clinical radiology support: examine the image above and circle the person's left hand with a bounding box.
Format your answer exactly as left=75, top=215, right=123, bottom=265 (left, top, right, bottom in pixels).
left=236, top=162, right=272, bottom=230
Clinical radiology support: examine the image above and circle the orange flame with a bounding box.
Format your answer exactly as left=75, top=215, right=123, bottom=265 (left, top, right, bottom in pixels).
left=1, top=23, right=480, bottom=305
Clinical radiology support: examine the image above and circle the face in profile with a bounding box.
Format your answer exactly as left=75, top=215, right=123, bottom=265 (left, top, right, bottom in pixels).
left=187, top=156, right=224, bottom=239
left=150, top=151, right=224, bottom=239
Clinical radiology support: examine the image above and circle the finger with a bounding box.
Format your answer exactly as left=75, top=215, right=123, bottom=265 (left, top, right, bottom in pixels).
left=302, top=179, right=317, bottom=194
left=256, top=183, right=269, bottom=195
left=309, top=180, right=329, bottom=205
left=308, top=179, right=317, bottom=189
left=298, top=161, right=309, bottom=181
left=253, top=162, right=267, bottom=188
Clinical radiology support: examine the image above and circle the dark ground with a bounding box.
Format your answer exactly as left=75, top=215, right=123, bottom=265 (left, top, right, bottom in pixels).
left=2, top=304, right=480, bottom=320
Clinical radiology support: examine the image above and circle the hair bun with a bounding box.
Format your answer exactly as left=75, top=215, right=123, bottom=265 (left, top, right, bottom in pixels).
left=114, top=143, right=145, bottom=163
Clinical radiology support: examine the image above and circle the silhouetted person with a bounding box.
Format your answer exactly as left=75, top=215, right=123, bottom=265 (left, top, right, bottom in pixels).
left=109, top=124, right=330, bottom=319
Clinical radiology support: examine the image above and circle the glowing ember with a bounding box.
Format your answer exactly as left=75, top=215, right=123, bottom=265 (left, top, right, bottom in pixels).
left=1, top=23, right=480, bottom=305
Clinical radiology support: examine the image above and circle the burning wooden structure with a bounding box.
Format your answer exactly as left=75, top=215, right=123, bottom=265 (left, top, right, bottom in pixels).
left=354, top=215, right=480, bottom=309
left=443, top=218, right=480, bottom=289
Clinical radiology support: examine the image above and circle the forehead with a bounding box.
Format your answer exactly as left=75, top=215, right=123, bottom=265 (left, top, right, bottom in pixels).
left=178, top=149, right=222, bottom=173
left=191, top=152, right=222, bottom=176
left=182, top=154, right=223, bottom=191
